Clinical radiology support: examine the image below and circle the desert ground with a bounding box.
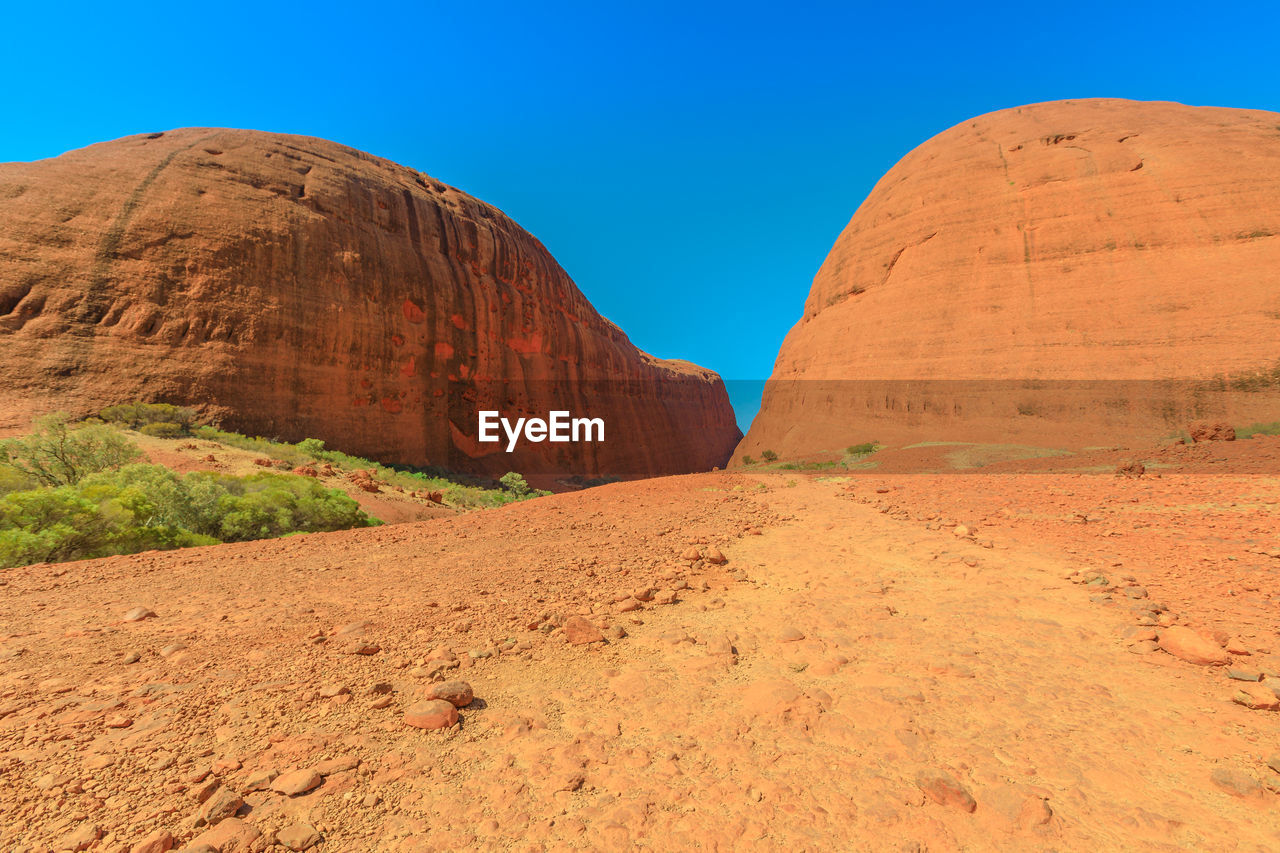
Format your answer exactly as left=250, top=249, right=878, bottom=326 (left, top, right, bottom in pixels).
left=2, top=440, right=1278, bottom=852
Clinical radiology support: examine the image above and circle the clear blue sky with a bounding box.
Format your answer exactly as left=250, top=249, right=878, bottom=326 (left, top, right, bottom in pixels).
left=3, top=2, right=1278, bottom=429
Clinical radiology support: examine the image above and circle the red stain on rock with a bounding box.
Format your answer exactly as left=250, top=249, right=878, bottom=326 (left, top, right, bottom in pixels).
left=402, top=299, right=427, bottom=324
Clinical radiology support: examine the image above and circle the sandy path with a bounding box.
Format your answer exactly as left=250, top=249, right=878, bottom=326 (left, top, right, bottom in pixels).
left=1, top=473, right=1276, bottom=851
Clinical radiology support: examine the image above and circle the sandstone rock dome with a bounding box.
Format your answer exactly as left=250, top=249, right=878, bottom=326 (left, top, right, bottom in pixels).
left=738, top=99, right=1280, bottom=460
left=0, top=129, right=740, bottom=478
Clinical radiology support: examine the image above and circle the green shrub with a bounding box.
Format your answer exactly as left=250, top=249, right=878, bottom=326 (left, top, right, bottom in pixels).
left=100, top=402, right=197, bottom=433
left=741, top=455, right=756, bottom=466
left=0, top=464, right=375, bottom=569
left=139, top=422, right=186, bottom=438
left=0, top=464, right=36, bottom=497
left=845, top=442, right=880, bottom=456
left=1237, top=421, right=1280, bottom=438
left=499, top=472, right=532, bottom=497
left=0, top=415, right=142, bottom=486
left=760, top=449, right=778, bottom=462
left=297, top=438, right=327, bottom=457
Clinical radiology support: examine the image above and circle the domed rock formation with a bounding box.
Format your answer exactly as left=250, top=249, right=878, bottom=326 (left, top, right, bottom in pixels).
left=738, top=99, right=1280, bottom=461
left=0, top=129, right=740, bottom=478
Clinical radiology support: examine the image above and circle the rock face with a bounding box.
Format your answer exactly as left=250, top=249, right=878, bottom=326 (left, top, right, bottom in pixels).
left=0, top=129, right=740, bottom=477
left=738, top=99, right=1280, bottom=461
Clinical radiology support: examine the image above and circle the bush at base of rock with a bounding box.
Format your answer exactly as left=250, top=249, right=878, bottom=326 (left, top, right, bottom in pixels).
left=0, top=463, right=377, bottom=569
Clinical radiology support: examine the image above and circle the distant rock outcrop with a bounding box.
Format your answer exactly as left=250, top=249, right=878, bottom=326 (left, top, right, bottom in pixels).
left=738, top=99, right=1280, bottom=461
left=0, top=129, right=740, bottom=477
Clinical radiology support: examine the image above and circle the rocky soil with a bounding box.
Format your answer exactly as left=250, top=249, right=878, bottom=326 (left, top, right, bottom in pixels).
left=2, top=456, right=1278, bottom=850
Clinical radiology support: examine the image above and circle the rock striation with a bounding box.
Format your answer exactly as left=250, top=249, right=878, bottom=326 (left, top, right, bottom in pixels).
left=0, top=129, right=740, bottom=477
left=738, top=99, right=1280, bottom=461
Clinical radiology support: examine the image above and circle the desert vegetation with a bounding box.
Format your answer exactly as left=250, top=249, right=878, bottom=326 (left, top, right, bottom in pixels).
left=0, top=415, right=377, bottom=568
left=0, top=406, right=551, bottom=569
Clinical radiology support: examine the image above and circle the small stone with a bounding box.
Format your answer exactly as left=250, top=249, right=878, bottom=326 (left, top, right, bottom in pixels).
left=1266, top=753, right=1280, bottom=775
left=915, top=769, right=977, bottom=812
left=615, top=597, right=642, bottom=613
left=1158, top=626, right=1230, bottom=666
left=123, top=607, right=156, bottom=622
left=189, top=818, right=261, bottom=851
left=1211, top=767, right=1263, bottom=798
left=369, top=682, right=393, bottom=694
left=344, top=640, right=380, bottom=655
left=1232, top=683, right=1280, bottom=711
left=779, top=627, right=805, bottom=643
left=1019, top=797, right=1053, bottom=828
left=195, top=786, right=243, bottom=827
left=276, top=824, right=322, bottom=851
left=59, top=823, right=102, bottom=851
left=362, top=793, right=380, bottom=807
left=680, top=548, right=701, bottom=561
left=1227, top=669, right=1262, bottom=682
left=159, top=643, right=186, bottom=658
left=404, top=699, right=458, bottom=730
left=129, top=828, right=175, bottom=853
left=563, top=616, right=604, bottom=645
left=271, top=768, right=323, bottom=796
left=1226, top=637, right=1251, bottom=655
left=315, top=756, right=359, bottom=776
left=242, top=768, right=278, bottom=792
left=368, top=695, right=393, bottom=709
left=1128, top=640, right=1158, bottom=654
left=607, top=624, right=628, bottom=640
left=189, top=778, right=220, bottom=803
left=105, top=714, right=133, bottom=728
left=952, top=525, right=970, bottom=538
left=1125, top=586, right=1148, bottom=599
left=122, top=652, right=141, bottom=664
left=704, top=547, right=728, bottom=565
left=427, top=680, right=474, bottom=708
left=317, top=684, right=349, bottom=699
left=184, top=766, right=211, bottom=784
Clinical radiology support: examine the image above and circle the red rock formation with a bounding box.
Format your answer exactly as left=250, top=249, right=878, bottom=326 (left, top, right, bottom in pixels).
left=738, top=99, right=1280, bottom=461
left=0, top=129, right=740, bottom=477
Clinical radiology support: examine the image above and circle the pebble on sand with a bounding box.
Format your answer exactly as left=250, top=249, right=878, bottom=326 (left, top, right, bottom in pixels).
left=1231, top=683, right=1279, bottom=711
left=276, top=823, right=323, bottom=851
left=563, top=616, right=605, bottom=645
left=404, top=698, right=459, bottom=730
left=129, top=828, right=174, bottom=853
left=915, top=769, right=977, bottom=812
left=428, top=680, right=474, bottom=708
left=1157, top=626, right=1231, bottom=666
left=1210, top=767, right=1263, bottom=798
left=271, top=768, right=323, bottom=796
left=779, top=627, right=805, bottom=643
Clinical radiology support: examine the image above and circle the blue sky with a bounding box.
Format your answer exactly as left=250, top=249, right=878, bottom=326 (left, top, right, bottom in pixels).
left=3, top=2, right=1278, bottom=429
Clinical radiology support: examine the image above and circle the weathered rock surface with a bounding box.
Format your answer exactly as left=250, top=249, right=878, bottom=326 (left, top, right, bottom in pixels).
left=0, top=129, right=740, bottom=477
left=738, top=99, right=1280, bottom=461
